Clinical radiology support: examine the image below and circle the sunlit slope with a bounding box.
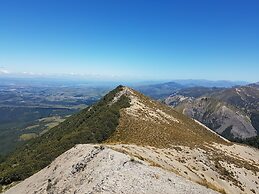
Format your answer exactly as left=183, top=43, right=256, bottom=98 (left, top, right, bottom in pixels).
left=106, top=87, right=228, bottom=147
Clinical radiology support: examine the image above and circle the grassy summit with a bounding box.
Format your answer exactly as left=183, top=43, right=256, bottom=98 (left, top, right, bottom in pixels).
left=106, top=87, right=228, bottom=147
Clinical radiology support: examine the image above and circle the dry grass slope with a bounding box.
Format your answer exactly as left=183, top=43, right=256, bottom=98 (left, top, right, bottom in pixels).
left=106, top=87, right=229, bottom=148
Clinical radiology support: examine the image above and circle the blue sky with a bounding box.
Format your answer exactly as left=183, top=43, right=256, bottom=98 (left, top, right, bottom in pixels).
left=0, top=0, right=258, bottom=82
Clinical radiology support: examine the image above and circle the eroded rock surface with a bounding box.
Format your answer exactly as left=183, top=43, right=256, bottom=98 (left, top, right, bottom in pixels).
left=4, top=144, right=218, bottom=194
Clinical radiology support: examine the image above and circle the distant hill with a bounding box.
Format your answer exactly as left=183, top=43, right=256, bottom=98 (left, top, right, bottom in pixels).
left=212, top=83, right=259, bottom=114
left=172, top=79, right=249, bottom=88
left=134, top=82, right=184, bottom=99
left=165, top=84, right=259, bottom=140
left=134, top=80, right=249, bottom=100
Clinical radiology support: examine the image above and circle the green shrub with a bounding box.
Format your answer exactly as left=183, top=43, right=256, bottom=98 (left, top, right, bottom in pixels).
left=0, top=86, right=130, bottom=185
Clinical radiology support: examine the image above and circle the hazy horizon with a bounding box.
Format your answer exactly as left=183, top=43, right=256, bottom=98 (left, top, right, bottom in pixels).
left=0, top=74, right=252, bottom=87
left=0, top=71, right=256, bottom=84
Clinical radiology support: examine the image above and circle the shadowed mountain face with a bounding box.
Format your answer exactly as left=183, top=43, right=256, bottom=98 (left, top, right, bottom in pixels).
left=1, top=86, right=259, bottom=194
left=165, top=84, right=259, bottom=139
left=214, top=84, right=259, bottom=114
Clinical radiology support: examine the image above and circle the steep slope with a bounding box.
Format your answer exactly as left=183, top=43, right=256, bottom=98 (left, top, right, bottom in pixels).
left=106, top=87, right=227, bottom=147
left=175, top=97, right=256, bottom=139
left=4, top=145, right=218, bottom=194
left=165, top=85, right=259, bottom=139
left=0, top=86, right=131, bottom=185
left=1, top=86, right=259, bottom=194
left=214, top=83, right=259, bottom=114
left=213, top=84, right=259, bottom=132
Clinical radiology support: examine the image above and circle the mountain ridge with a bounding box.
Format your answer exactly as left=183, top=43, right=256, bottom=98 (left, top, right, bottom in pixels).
left=165, top=84, right=259, bottom=140
left=105, top=86, right=228, bottom=147
left=0, top=85, right=130, bottom=185
left=135, top=80, right=249, bottom=99
left=1, top=86, right=259, bottom=194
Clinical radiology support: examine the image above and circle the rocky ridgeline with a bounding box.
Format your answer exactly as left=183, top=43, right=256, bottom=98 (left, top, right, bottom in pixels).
left=4, top=145, right=219, bottom=194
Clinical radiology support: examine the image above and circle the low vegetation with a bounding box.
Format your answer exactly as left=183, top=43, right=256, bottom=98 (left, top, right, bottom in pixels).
left=0, top=86, right=130, bottom=185
left=0, top=83, right=108, bottom=156
left=106, top=89, right=228, bottom=148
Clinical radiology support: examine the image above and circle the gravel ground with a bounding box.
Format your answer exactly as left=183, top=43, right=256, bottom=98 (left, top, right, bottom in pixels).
left=4, top=144, right=219, bottom=194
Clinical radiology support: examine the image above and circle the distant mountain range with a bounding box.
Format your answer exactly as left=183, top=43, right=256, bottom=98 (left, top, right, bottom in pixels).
left=165, top=83, right=259, bottom=140
left=135, top=80, right=249, bottom=99
left=134, top=82, right=184, bottom=99
left=1, top=86, right=258, bottom=194
left=171, top=79, right=249, bottom=88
